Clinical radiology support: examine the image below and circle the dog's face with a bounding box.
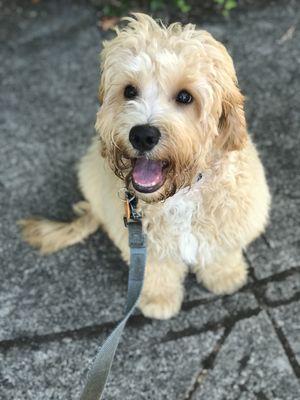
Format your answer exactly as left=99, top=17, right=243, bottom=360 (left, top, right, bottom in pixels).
left=96, top=13, right=248, bottom=203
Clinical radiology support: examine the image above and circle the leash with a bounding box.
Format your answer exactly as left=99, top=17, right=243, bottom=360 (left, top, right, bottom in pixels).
left=80, top=191, right=146, bottom=400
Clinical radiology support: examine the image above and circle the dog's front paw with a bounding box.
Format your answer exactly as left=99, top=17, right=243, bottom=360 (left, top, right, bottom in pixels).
left=139, top=290, right=183, bottom=320
left=197, top=257, right=248, bottom=295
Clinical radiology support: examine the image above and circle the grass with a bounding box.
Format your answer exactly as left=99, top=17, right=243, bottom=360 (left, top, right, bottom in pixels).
left=101, top=0, right=238, bottom=17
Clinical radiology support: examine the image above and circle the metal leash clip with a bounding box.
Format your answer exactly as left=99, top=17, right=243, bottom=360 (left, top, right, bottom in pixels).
left=124, top=191, right=142, bottom=227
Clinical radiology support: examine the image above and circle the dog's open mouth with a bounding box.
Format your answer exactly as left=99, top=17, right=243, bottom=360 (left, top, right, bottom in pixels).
left=131, top=157, right=167, bottom=193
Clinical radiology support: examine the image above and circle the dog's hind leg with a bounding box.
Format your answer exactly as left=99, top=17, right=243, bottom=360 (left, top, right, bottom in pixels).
left=19, top=201, right=99, bottom=254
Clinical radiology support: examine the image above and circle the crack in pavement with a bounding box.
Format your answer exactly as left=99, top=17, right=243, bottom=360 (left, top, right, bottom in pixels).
left=246, top=255, right=300, bottom=380
left=268, top=314, right=300, bottom=379
left=1, top=262, right=300, bottom=352
left=243, top=264, right=300, bottom=287
left=161, top=308, right=261, bottom=344
left=184, top=326, right=233, bottom=400
left=0, top=314, right=150, bottom=352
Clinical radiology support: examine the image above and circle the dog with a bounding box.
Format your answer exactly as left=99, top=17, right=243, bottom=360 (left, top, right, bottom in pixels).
left=20, top=13, right=271, bottom=320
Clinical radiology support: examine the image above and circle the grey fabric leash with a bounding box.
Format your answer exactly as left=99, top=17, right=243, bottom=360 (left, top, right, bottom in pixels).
left=80, top=193, right=146, bottom=400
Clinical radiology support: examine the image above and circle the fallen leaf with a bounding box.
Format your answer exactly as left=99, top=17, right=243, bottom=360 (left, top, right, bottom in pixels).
left=99, top=16, right=119, bottom=31
left=278, top=25, right=295, bottom=44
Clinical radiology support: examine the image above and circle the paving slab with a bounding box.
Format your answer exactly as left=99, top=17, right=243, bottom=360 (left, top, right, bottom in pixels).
left=191, top=312, right=300, bottom=400
left=0, top=325, right=223, bottom=400
left=246, top=237, right=300, bottom=279
left=264, top=271, right=300, bottom=305
left=0, top=240, right=257, bottom=338
left=1, top=0, right=300, bottom=399
left=271, top=302, right=300, bottom=366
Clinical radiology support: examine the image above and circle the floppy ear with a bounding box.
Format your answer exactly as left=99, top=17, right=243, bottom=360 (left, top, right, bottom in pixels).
left=217, top=88, right=248, bottom=151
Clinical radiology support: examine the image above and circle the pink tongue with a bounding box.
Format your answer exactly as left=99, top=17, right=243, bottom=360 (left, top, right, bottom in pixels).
left=132, top=158, right=163, bottom=188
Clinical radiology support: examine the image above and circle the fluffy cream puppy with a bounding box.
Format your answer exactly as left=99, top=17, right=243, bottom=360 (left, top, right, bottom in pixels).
left=21, top=14, right=270, bottom=319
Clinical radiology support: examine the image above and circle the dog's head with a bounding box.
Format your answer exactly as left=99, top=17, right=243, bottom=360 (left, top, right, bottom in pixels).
left=96, top=13, right=248, bottom=203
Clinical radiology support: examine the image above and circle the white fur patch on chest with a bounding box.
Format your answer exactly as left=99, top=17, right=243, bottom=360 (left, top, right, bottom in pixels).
left=162, top=186, right=200, bottom=265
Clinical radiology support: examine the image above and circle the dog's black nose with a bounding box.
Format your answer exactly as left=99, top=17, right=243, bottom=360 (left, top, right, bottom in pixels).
left=129, top=124, right=161, bottom=152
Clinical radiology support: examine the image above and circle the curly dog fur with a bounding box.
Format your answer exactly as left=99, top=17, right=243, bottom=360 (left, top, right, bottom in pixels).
left=20, top=14, right=270, bottom=320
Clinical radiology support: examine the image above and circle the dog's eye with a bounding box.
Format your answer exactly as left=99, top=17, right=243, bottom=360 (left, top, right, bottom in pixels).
left=176, top=90, right=193, bottom=105
left=124, top=85, right=138, bottom=100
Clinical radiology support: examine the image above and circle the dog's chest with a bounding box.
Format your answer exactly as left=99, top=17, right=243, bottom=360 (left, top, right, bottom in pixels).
left=162, top=193, right=199, bottom=264
left=143, top=185, right=209, bottom=265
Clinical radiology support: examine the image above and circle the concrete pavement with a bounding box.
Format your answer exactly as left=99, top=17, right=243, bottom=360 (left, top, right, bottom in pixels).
left=0, top=1, right=299, bottom=399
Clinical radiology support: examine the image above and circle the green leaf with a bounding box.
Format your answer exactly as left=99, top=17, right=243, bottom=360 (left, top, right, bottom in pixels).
left=174, top=0, right=191, bottom=13
left=150, top=0, right=164, bottom=12
left=225, top=0, right=237, bottom=10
